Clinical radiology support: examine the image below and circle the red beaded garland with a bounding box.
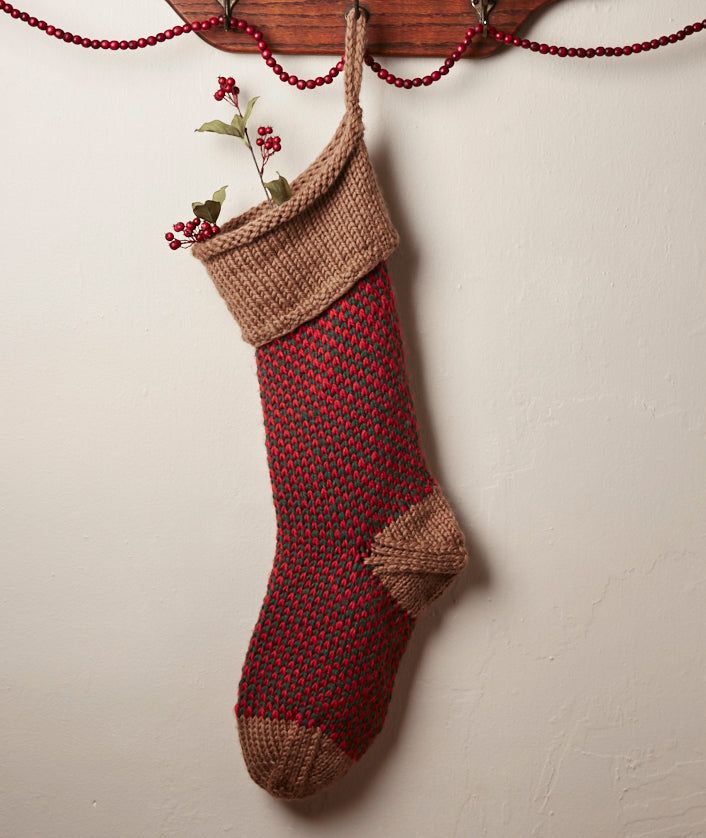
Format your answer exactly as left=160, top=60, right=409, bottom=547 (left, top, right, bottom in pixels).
left=1, top=1, right=704, bottom=91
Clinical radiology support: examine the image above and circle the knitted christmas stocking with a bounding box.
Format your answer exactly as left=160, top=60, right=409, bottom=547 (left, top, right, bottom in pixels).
left=193, top=8, right=468, bottom=799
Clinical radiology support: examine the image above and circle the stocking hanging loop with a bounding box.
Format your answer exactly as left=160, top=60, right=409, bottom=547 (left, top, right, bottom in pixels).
left=342, top=5, right=369, bottom=123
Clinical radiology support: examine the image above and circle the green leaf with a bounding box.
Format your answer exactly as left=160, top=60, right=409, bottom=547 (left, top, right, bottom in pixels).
left=211, top=185, right=228, bottom=205
left=243, top=96, right=259, bottom=125
left=195, top=119, right=240, bottom=136
left=230, top=114, right=246, bottom=137
left=191, top=200, right=222, bottom=224
left=264, top=173, right=292, bottom=206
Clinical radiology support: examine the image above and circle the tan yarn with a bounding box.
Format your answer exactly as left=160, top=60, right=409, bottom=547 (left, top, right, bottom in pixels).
left=364, top=486, right=469, bottom=616
left=192, top=9, right=399, bottom=347
left=238, top=717, right=352, bottom=799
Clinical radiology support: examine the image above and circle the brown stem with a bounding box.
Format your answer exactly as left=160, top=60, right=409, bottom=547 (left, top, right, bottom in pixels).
left=237, top=103, right=271, bottom=203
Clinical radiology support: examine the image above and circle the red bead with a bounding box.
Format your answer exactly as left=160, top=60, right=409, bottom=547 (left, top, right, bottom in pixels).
left=377, top=68, right=388, bottom=80
left=288, top=75, right=298, bottom=85
left=431, top=70, right=441, bottom=81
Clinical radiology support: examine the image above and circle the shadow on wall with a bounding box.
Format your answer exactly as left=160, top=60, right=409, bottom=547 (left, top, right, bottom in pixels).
left=280, top=134, right=494, bottom=819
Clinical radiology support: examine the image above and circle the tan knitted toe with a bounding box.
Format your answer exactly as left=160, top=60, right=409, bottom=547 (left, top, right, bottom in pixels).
left=237, top=716, right=353, bottom=799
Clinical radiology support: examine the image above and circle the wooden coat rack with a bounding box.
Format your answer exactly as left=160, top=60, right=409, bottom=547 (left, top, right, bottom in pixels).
left=165, top=0, right=558, bottom=57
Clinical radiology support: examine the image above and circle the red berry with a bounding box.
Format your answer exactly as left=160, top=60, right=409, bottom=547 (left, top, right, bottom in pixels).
left=165, top=232, right=174, bottom=241
left=173, top=222, right=184, bottom=232
left=214, top=90, right=225, bottom=101
left=227, top=77, right=235, bottom=86
left=169, top=240, right=182, bottom=250
left=218, top=76, right=226, bottom=85
left=212, top=226, right=220, bottom=235
left=256, top=138, right=264, bottom=146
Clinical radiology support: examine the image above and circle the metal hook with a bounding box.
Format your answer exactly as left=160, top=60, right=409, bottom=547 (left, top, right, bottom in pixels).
left=343, top=1, right=370, bottom=21
left=221, top=0, right=239, bottom=31
left=470, top=0, right=496, bottom=34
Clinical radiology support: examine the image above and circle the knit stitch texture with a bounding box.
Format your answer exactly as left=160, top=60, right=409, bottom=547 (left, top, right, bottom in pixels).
left=192, top=9, right=468, bottom=798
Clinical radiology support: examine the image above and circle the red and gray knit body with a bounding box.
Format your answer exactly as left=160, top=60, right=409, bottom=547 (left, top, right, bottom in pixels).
left=234, top=263, right=467, bottom=795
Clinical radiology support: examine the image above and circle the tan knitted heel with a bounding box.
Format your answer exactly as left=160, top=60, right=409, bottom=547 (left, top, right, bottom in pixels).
left=364, top=486, right=469, bottom=617
left=238, top=717, right=353, bottom=799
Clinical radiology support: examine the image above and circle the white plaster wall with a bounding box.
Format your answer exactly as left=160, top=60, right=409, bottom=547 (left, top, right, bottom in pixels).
left=2, top=1, right=705, bottom=835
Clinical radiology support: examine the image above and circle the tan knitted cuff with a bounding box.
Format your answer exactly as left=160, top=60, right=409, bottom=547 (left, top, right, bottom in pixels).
left=191, top=136, right=399, bottom=346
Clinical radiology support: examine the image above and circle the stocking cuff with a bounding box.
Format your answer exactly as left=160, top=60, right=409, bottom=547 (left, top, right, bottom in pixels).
left=191, top=9, right=399, bottom=347
left=192, top=138, right=399, bottom=347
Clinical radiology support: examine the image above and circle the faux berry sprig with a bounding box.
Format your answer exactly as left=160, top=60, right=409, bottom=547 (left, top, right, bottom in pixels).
left=197, top=76, right=291, bottom=206
left=164, top=187, right=226, bottom=250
